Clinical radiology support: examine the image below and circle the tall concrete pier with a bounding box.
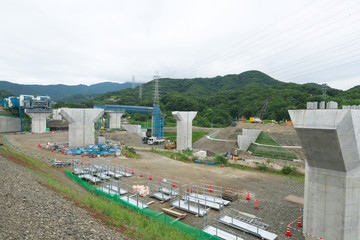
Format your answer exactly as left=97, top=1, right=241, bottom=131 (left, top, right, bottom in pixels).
left=59, top=108, right=104, bottom=147
left=107, top=111, right=124, bottom=129
left=25, top=109, right=52, bottom=133
left=172, top=111, right=197, bottom=151
left=289, top=109, right=360, bottom=240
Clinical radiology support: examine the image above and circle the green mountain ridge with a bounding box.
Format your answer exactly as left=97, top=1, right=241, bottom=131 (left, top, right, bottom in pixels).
left=0, top=81, right=139, bottom=101
left=77, top=70, right=359, bottom=127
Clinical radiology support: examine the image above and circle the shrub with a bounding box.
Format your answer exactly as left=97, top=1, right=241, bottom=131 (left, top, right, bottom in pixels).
left=215, top=155, right=228, bottom=165
left=258, top=162, right=268, bottom=171
left=282, top=165, right=295, bottom=175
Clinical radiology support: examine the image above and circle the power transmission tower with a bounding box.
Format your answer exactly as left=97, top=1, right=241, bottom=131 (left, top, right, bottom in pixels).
left=153, top=73, right=160, bottom=105
left=322, top=84, right=327, bottom=101
left=132, top=75, right=135, bottom=89
left=139, top=82, right=143, bottom=99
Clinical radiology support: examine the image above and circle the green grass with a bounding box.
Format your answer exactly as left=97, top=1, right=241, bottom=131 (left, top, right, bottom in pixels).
left=164, top=131, right=208, bottom=143
left=255, top=132, right=280, bottom=146
left=0, top=145, right=194, bottom=240
left=247, top=132, right=298, bottom=160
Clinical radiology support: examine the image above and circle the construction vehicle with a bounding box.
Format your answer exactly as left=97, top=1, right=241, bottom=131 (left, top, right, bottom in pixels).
left=101, top=118, right=105, bottom=130
left=142, top=129, right=152, bottom=144
left=165, top=141, right=176, bottom=149
left=147, top=137, right=165, bottom=145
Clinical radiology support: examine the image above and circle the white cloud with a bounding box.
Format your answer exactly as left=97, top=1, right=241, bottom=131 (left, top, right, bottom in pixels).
left=0, top=0, right=359, bottom=89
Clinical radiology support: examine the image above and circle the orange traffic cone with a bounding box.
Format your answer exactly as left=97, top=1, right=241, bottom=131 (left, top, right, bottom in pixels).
left=132, top=169, right=134, bottom=174
left=187, top=184, right=189, bottom=192
left=285, top=225, right=292, bottom=237
left=246, top=192, right=250, bottom=200
left=149, top=174, right=152, bottom=180
left=140, top=172, right=143, bottom=177
left=255, top=200, right=258, bottom=209
left=297, top=217, right=302, bottom=227
left=173, top=181, right=176, bottom=188
left=209, top=185, right=213, bottom=192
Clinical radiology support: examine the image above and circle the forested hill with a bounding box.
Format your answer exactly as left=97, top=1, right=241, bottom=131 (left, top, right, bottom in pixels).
left=0, top=81, right=138, bottom=101
left=56, top=70, right=360, bottom=127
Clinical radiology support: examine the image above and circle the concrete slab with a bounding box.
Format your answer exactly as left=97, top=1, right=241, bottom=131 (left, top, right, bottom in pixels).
left=289, top=109, right=360, bottom=240
left=172, top=111, right=197, bottom=151
left=59, top=108, right=104, bottom=147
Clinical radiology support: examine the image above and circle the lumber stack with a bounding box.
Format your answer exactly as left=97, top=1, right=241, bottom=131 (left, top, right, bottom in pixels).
left=221, top=191, right=238, bottom=201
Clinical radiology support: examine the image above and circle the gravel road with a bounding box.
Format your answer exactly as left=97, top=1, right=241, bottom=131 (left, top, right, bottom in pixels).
left=0, top=154, right=123, bottom=240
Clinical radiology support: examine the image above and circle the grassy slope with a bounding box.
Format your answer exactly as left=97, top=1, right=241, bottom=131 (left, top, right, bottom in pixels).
left=0, top=145, right=193, bottom=240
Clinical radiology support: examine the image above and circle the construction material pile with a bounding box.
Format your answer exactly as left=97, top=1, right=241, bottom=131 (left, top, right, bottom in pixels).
left=132, top=185, right=149, bottom=197
left=40, top=141, right=122, bottom=157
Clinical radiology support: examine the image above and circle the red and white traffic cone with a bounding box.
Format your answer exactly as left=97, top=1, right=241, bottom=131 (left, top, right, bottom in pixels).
left=246, top=192, right=250, bottom=200
left=255, top=200, right=258, bottom=209
left=132, top=169, right=134, bottom=174
left=209, top=185, right=213, bottom=192
left=187, top=184, right=189, bottom=192
left=140, top=172, right=143, bottom=177
left=159, top=177, right=161, bottom=184
left=81, top=153, right=84, bottom=157
left=191, top=185, right=193, bottom=193
left=285, top=225, right=292, bottom=237
left=297, top=217, right=302, bottom=227
left=149, top=174, right=152, bottom=180
left=221, top=163, right=224, bottom=167
left=104, top=153, right=106, bottom=157
left=173, top=181, right=176, bottom=188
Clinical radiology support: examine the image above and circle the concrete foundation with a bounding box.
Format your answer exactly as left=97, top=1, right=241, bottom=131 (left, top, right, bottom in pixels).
left=237, top=129, right=262, bottom=151
left=172, top=111, right=197, bottom=151
left=0, top=115, right=21, bottom=133
left=289, top=109, right=360, bottom=240
left=59, top=108, right=104, bottom=147
left=107, top=111, right=124, bottom=129
left=25, top=110, right=52, bottom=133
left=122, top=124, right=143, bottom=137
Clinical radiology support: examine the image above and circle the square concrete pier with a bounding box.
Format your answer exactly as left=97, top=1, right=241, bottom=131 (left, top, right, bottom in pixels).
left=172, top=111, right=197, bottom=151
left=289, top=109, right=360, bottom=240
left=59, top=108, right=104, bottom=147
left=25, top=109, right=52, bottom=133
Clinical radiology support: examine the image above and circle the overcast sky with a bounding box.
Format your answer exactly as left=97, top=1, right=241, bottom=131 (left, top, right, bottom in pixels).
left=0, top=0, right=359, bottom=90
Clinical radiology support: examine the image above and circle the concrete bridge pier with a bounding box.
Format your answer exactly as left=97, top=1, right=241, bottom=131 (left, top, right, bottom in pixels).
left=107, top=111, right=124, bottom=129
left=25, top=109, right=52, bottom=133
left=289, top=109, right=360, bottom=240
left=59, top=108, right=104, bottom=147
left=172, top=111, right=197, bottom=151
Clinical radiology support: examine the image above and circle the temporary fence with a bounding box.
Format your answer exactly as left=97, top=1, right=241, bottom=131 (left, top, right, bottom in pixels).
left=64, top=169, right=221, bottom=240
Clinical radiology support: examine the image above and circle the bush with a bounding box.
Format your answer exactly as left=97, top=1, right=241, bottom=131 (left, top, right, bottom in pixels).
left=215, top=155, right=228, bottom=165
left=281, top=165, right=295, bottom=175
left=258, top=162, right=268, bottom=171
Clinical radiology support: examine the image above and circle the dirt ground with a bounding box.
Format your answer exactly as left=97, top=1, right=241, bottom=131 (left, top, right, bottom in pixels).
left=5, top=132, right=306, bottom=239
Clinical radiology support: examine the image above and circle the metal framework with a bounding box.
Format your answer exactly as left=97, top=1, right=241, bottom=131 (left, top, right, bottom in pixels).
left=94, top=104, right=164, bottom=137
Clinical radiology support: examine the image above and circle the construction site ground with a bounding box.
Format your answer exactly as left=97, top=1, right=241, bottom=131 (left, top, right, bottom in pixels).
left=4, top=131, right=306, bottom=240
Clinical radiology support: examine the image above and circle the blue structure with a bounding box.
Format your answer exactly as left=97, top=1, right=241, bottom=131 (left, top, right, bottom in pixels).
left=94, top=104, right=164, bottom=138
